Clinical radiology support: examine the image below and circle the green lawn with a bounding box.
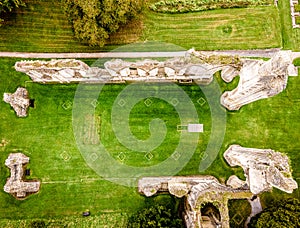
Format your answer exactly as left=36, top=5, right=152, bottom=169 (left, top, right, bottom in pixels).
left=0, top=0, right=282, bottom=52
left=0, top=0, right=299, bottom=226
left=0, top=58, right=210, bottom=224
left=277, top=0, right=300, bottom=50
left=0, top=0, right=117, bottom=52
left=229, top=199, right=251, bottom=228
left=142, top=6, right=282, bottom=50
left=0, top=213, right=129, bottom=228
left=0, top=58, right=299, bottom=226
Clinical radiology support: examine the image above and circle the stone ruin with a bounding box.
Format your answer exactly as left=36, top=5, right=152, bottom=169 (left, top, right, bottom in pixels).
left=13, top=50, right=298, bottom=111
left=139, top=176, right=251, bottom=228
left=3, top=87, right=30, bottom=117
left=4, top=153, right=40, bottom=199
left=290, top=0, right=300, bottom=28
left=220, top=51, right=297, bottom=110
left=14, top=50, right=241, bottom=85
left=138, top=144, right=298, bottom=228
left=224, top=144, right=298, bottom=195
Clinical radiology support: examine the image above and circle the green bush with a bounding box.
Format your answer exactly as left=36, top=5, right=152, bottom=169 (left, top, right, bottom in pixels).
left=296, top=16, right=300, bottom=25
left=150, top=0, right=272, bottom=13
left=0, top=0, right=25, bottom=23
left=249, top=198, right=300, bottom=228
left=294, top=4, right=300, bottom=12
left=293, top=57, right=300, bottom=66
left=127, top=205, right=184, bottom=228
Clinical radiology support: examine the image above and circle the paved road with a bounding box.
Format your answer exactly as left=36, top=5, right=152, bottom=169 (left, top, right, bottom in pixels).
left=0, top=48, right=292, bottom=59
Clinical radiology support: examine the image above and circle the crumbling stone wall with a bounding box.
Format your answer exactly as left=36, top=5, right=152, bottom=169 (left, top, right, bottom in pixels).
left=4, top=153, right=40, bottom=199
left=138, top=145, right=298, bottom=228
left=3, top=87, right=30, bottom=117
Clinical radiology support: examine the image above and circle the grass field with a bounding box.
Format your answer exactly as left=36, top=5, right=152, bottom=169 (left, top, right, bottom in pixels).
left=0, top=0, right=300, bottom=226
left=277, top=0, right=300, bottom=51
left=0, top=0, right=115, bottom=52
left=0, top=58, right=209, bottom=224
left=229, top=199, right=251, bottom=228
left=0, top=0, right=282, bottom=52
left=142, top=6, right=282, bottom=50
left=0, top=213, right=129, bottom=228
left=0, top=57, right=299, bottom=226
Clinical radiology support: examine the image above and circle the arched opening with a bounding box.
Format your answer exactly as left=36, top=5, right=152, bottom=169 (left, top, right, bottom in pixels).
left=200, top=203, right=221, bottom=228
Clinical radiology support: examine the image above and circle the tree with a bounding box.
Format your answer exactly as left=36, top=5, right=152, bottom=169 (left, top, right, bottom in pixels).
left=0, top=0, right=25, bottom=23
left=64, top=0, right=143, bottom=47
left=0, top=0, right=24, bottom=13
left=127, top=204, right=184, bottom=228
left=248, top=198, right=300, bottom=228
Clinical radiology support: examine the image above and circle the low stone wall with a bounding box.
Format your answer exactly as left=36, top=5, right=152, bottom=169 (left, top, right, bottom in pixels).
left=4, top=153, right=40, bottom=199
left=138, top=144, right=298, bottom=228
left=224, top=144, right=298, bottom=194
left=220, top=51, right=295, bottom=110
left=14, top=50, right=243, bottom=85
left=290, top=0, right=300, bottom=28
left=138, top=176, right=251, bottom=228
left=3, top=87, right=30, bottom=117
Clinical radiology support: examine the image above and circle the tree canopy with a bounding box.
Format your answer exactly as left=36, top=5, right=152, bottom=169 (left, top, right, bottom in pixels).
left=248, top=198, right=300, bottom=228
left=64, top=0, right=143, bottom=47
left=0, top=0, right=24, bottom=13
left=127, top=204, right=184, bottom=228
left=0, top=0, right=25, bottom=22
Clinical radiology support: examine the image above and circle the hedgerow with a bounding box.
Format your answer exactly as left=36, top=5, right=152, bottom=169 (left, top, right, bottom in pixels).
left=150, top=0, right=272, bottom=13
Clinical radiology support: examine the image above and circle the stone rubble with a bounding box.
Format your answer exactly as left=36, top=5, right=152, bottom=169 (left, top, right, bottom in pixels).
left=3, top=87, right=30, bottom=117
left=138, top=144, right=298, bottom=228
left=14, top=50, right=298, bottom=110
left=221, top=51, right=296, bottom=110
left=4, top=153, right=40, bottom=199
left=290, top=0, right=300, bottom=28
left=139, top=176, right=251, bottom=228
left=14, top=50, right=241, bottom=85
left=224, top=144, right=298, bottom=194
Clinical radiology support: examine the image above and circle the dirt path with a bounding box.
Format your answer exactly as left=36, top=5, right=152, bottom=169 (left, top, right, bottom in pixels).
left=0, top=48, right=291, bottom=59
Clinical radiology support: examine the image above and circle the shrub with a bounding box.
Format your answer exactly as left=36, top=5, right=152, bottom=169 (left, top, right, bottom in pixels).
left=293, top=57, right=300, bottom=66
left=150, top=0, right=272, bottom=13
left=127, top=205, right=184, bottom=228
left=248, top=198, right=300, bottom=228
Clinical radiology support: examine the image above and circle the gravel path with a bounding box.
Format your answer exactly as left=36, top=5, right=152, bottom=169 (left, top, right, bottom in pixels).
left=0, top=48, right=294, bottom=59
left=0, top=51, right=186, bottom=59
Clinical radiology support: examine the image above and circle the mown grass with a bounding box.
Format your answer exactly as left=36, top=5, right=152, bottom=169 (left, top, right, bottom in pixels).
left=0, top=58, right=210, bottom=224
left=0, top=0, right=118, bottom=52
left=0, top=213, right=128, bottom=228
left=1, top=57, right=299, bottom=227
left=0, top=58, right=145, bottom=224
left=141, top=6, right=282, bottom=50
left=95, top=84, right=211, bottom=169
left=228, top=199, right=251, bottom=228
left=0, top=0, right=282, bottom=52
left=277, top=0, right=300, bottom=50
